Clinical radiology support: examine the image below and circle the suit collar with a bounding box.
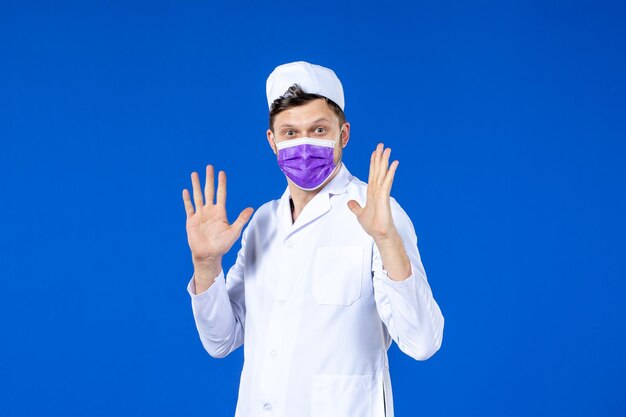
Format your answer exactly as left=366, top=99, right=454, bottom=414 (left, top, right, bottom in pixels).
left=277, top=163, right=353, bottom=239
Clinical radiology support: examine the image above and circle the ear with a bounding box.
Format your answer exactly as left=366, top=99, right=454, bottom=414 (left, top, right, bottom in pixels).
left=340, top=122, right=351, bottom=148
left=266, top=129, right=277, bottom=155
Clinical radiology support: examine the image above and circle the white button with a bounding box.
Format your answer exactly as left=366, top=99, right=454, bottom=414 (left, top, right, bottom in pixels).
left=263, top=403, right=272, bottom=412
left=269, top=350, right=278, bottom=358
left=277, top=299, right=286, bottom=307
left=285, top=241, right=293, bottom=249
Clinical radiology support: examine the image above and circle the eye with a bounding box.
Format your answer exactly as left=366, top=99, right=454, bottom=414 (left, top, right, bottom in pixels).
left=285, top=130, right=295, bottom=136
left=315, top=127, right=326, bottom=134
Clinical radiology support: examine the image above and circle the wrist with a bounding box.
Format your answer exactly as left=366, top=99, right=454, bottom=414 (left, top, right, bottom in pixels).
left=192, top=254, right=222, bottom=268
left=193, top=260, right=222, bottom=279
left=192, top=258, right=223, bottom=294
left=374, top=232, right=412, bottom=281
left=373, top=229, right=402, bottom=248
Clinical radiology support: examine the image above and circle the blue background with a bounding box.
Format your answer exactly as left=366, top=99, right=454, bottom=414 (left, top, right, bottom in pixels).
left=1, top=1, right=625, bottom=416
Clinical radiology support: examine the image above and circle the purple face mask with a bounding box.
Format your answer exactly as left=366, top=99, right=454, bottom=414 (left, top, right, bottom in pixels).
left=275, top=138, right=339, bottom=191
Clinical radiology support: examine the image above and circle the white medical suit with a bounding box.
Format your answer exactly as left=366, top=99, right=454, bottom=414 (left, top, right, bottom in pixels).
left=187, top=163, right=444, bottom=417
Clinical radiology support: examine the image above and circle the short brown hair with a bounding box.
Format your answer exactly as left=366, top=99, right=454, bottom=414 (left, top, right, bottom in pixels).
left=269, top=84, right=346, bottom=132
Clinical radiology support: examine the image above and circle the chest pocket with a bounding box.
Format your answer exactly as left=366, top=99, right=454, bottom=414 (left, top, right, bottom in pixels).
left=311, top=246, right=363, bottom=306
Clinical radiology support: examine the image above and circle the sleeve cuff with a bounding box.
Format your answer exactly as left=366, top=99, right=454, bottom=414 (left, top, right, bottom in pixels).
left=186, top=269, right=225, bottom=299
left=380, top=263, right=416, bottom=287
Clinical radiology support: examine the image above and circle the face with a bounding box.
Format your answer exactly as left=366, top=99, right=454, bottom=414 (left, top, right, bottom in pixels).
left=266, top=98, right=350, bottom=165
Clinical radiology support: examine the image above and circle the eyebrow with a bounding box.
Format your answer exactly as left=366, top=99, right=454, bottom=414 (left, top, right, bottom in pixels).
left=278, top=118, right=333, bottom=129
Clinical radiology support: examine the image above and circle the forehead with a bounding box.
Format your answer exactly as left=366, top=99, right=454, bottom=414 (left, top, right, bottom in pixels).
left=274, top=98, right=339, bottom=128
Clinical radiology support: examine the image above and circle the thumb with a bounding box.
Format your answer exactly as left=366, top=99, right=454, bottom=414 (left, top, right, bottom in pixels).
left=347, top=200, right=363, bottom=217
left=231, top=207, right=254, bottom=236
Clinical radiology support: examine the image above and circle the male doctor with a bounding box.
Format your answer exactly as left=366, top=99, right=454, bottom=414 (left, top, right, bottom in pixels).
left=183, top=61, right=444, bottom=417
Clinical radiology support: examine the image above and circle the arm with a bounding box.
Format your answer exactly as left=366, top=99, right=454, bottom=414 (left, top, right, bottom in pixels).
left=182, top=164, right=254, bottom=358
left=348, top=143, right=444, bottom=360
left=186, top=226, right=249, bottom=358
left=372, top=200, right=444, bottom=360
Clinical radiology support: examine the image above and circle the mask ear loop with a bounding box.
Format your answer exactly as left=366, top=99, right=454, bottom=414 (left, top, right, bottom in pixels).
left=333, top=128, right=344, bottom=172
left=272, top=132, right=280, bottom=155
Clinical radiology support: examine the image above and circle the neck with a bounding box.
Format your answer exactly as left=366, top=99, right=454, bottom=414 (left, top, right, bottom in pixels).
left=288, top=162, right=342, bottom=223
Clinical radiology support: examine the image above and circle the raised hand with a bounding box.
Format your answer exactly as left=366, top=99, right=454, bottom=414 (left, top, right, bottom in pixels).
left=183, top=165, right=254, bottom=265
left=347, top=143, right=411, bottom=281
left=347, top=143, right=399, bottom=241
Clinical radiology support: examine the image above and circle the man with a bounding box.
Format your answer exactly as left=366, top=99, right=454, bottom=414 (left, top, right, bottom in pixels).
left=182, top=61, right=444, bottom=417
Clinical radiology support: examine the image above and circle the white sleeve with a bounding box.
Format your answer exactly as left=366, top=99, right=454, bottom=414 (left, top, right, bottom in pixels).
left=372, top=199, right=445, bottom=360
left=186, top=226, right=248, bottom=358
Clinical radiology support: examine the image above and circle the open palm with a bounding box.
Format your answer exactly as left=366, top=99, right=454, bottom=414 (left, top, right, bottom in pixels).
left=183, top=165, right=254, bottom=262
left=348, top=143, right=399, bottom=241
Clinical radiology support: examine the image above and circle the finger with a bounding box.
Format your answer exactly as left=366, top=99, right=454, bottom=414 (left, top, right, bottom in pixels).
left=373, top=143, right=384, bottom=183
left=377, top=147, right=391, bottom=186
left=182, top=189, right=194, bottom=218
left=368, top=143, right=383, bottom=195
left=367, top=149, right=377, bottom=185
left=191, top=171, right=204, bottom=209
left=367, top=150, right=377, bottom=199
left=231, top=207, right=254, bottom=236
left=204, top=165, right=215, bottom=205
left=382, top=160, right=399, bottom=194
left=216, top=171, right=227, bottom=206
left=347, top=200, right=364, bottom=217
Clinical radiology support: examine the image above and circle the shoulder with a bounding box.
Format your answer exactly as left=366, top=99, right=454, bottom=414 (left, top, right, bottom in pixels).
left=344, top=173, right=368, bottom=204
left=387, top=194, right=419, bottom=246
left=253, top=198, right=279, bottom=219
left=243, top=196, right=282, bottom=234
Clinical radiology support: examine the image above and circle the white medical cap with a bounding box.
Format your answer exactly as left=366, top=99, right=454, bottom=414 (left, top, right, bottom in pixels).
left=266, top=61, right=345, bottom=111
